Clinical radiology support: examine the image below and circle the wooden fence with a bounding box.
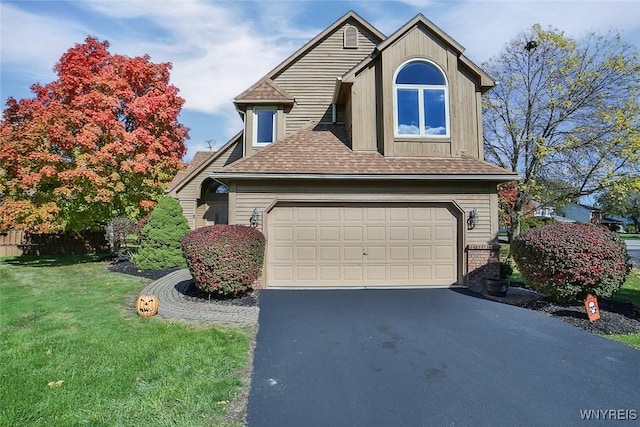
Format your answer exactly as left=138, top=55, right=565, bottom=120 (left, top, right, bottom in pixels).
left=0, top=230, right=109, bottom=257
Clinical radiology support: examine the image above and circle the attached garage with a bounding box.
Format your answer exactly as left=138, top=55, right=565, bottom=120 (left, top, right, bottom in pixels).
left=266, top=202, right=461, bottom=288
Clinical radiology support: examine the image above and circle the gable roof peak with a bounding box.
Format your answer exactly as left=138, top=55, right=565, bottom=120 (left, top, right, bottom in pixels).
left=234, top=78, right=294, bottom=104
left=377, top=13, right=464, bottom=54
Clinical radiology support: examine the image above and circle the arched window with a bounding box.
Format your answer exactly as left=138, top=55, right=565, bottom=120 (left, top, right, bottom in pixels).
left=393, top=60, right=449, bottom=138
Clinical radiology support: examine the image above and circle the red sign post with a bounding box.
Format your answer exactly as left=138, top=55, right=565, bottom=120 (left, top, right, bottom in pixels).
left=584, top=294, right=601, bottom=323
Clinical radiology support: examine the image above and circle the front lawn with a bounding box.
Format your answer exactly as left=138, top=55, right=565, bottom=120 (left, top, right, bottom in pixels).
left=0, top=255, right=252, bottom=426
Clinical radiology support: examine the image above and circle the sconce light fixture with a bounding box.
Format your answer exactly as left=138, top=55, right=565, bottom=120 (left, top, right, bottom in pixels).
left=467, top=209, right=478, bottom=230
left=250, top=208, right=260, bottom=227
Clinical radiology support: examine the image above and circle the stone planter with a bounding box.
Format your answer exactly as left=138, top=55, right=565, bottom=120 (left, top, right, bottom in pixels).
left=485, top=279, right=509, bottom=297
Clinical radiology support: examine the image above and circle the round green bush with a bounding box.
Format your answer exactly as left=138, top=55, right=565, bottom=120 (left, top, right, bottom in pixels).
left=181, top=225, right=265, bottom=296
left=512, top=223, right=632, bottom=304
left=134, top=197, right=190, bottom=270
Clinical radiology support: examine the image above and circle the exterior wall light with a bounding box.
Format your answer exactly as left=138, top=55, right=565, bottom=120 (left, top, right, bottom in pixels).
left=250, top=208, right=260, bottom=228
left=467, top=209, right=478, bottom=230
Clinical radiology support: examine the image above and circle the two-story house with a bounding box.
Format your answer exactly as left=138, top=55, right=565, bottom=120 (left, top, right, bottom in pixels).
left=168, top=11, right=519, bottom=289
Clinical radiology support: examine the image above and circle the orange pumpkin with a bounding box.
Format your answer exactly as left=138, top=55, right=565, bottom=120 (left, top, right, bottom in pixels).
left=135, top=294, right=159, bottom=317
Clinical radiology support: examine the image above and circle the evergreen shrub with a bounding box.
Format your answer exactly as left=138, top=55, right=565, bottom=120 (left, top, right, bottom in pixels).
left=134, top=197, right=190, bottom=270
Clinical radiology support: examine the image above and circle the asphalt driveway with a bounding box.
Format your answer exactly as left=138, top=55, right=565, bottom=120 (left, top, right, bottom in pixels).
left=247, top=289, right=640, bottom=426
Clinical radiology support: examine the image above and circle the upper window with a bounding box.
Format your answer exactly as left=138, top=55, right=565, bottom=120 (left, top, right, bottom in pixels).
left=344, top=26, right=358, bottom=49
left=394, top=60, right=449, bottom=138
left=253, top=107, right=276, bottom=147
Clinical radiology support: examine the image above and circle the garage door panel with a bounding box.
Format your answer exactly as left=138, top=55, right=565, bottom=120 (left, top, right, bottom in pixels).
left=272, top=226, right=294, bottom=241
left=273, top=246, right=294, bottom=261
left=365, top=265, right=386, bottom=280
left=267, top=205, right=458, bottom=287
left=272, top=207, right=294, bottom=222
left=319, top=266, right=340, bottom=280
left=343, top=226, right=362, bottom=241
left=412, top=246, right=431, bottom=261
left=296, top=207, right=318, bottom=221
left=366, top=226, right=386, bottom=241
left=319, top=226, right=339, bottom=241
left=319, top=247, right=340, bottom=261
left=389, top=246, right=410, bottom=261
left=343, top=246, right=363, bottom=261
left=342, top=208, right=363, bottom=222
left=296, top=246, right=317, bottom=261
left=317, top=207, right=338, bottom=221
left=413, top=265, right=432, bottom=279
left=272, top=265, right=294, bottom=281
left=435, top=246, right=454, bottom=260
left=365, top=207, right=386, bottom=221
left=296, top=227, right=317, bottom=241
left=435, top=225, right=454, bottom=241
left=389, top=226, right=409, bottom=241
left=366, top=246, right=386, bottom=261
left=389, top=265, right=410, bottom=281
left=343, top=265, right=363, bottom=280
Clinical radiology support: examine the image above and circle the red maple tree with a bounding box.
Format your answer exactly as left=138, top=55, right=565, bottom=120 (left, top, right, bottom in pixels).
left=0, top=37, right=188, bottom=232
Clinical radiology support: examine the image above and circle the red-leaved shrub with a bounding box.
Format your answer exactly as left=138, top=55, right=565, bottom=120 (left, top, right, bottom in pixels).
left=181, top=225, right=265, bottom=296
left=512, top=223, right=631, bottom=304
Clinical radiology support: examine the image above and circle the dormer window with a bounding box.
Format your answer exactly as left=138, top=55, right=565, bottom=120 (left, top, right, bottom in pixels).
left=393, top=59, right=449, bottom=138
left=253, top=107, right=276, bottom=147
left=344, top=26, right=358, bottom=49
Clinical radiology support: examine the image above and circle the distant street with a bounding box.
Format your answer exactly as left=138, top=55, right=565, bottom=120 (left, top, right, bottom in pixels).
left=626, top=240, right=640, bottom=267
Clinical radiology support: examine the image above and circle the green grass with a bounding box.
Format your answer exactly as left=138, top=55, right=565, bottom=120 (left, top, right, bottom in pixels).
left=0, top=256, right=252, bottom=426
left=620, top=233, right=640, bottom=240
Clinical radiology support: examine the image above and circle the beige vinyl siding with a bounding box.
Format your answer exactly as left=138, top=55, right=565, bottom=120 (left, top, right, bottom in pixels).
left=179, top=199, right=197, bottom=229
left=350, top=64, right=378, bottom=151
left=376, top=25, right=483, bottom=158
left=174, top=139, right=242, bottom=200
left=272, top=20, right=380, bottom=136
left=230, top=180, right=497, bottom=244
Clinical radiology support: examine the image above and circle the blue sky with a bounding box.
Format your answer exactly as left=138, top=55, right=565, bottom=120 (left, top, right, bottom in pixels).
left=2, top=0, right=639, bottom=161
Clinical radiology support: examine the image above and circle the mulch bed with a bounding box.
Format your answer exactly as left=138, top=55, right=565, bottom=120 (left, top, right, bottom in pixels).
left=108, top=259, right=639, bottom=335
left=506, top=283, right=640, bottom=335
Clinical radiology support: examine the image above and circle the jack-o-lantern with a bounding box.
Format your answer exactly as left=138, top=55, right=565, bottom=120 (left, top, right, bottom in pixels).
left=135, top=294, right=159, bottom=317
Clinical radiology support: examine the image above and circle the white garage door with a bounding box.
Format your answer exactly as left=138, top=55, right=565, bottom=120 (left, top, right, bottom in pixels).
left=266, top=204, right=458, bottom=287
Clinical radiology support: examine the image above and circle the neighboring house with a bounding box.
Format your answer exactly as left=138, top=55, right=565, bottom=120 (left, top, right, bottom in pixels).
left=563, top=203, right=603, bottom=224
left=167, top=11, right=519, bottom=289
left=532, top=202, right=575, bottom=223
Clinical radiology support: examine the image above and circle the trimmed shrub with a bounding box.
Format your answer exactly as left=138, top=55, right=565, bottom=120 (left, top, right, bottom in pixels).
left=521, top=216, right=555, bottom=233
left=499, top=260, right=514, bottom=279
left=512, top=223, right=632, bottom=304
left=181, top=225, right=265, bottom=296
left=134, top=197, right=190, bottom=270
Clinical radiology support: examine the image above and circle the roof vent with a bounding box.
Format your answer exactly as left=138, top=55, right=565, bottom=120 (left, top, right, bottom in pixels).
left=343, top=26, right=358, bottom=49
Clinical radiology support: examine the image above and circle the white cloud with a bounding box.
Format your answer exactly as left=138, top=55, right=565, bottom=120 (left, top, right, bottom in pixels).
left=80, top=0, right=313, bottom=114
left=0, top=4, right=90, bottom=84
left=433, top=1, right=640, bottom=63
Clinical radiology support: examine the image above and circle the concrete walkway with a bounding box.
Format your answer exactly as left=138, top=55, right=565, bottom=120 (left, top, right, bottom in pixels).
left=142, top=269, right=259, bottom=326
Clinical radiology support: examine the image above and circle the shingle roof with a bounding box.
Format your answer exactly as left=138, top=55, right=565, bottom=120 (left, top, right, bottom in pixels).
left=167, top=151, right=216, bottom=190
left=220, top=123, right=517, bottom=178
left=234, top=78, right=294, bottom=103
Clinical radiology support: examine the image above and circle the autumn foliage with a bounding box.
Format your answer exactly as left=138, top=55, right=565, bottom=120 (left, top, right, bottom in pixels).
left=181, top=225, right=266, bottom=296
left=512, top=223, right=631, bottom=304
left=0, top=37, right=188, bottom=232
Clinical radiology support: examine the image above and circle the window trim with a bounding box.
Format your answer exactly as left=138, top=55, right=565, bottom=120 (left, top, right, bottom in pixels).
left=252, top=106, right=277, bottom=147
left=393, top=59, right=450, bottom=139
left=343, top=25, right=358, bottom=49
